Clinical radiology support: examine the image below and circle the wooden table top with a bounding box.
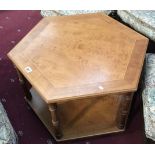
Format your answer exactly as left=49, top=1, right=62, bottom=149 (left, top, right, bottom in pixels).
left=8, top=13, right=148, bottom=103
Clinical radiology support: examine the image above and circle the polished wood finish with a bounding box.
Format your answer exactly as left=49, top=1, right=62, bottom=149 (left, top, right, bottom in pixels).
left=8, top=13, right=148, bottom=104
left=116, top=93, right=133, bottom=129
left=48, top=103, right=62, bottom=139
left=15, top=66, right=32, bottom=101
left=28, top=88, right=124, bottom=141
left=8, top=13, right=148, bottom=141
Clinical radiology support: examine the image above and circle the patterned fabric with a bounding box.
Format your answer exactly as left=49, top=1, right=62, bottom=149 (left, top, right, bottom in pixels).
left=142, top=53, right=155, bottom=141
left=117, top=11, right=155, bottom=41
left=0, top=102, right=17, bottom=144
left=40, top=10, right=112, bottom=17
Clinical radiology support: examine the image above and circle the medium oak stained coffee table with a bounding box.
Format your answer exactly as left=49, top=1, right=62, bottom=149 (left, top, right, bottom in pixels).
left=8, top=13, right=148, bottom=141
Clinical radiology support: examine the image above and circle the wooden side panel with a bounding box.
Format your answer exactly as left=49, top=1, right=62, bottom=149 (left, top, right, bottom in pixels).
left=27, top=88, right=133, bottom=141
left=116, top=93, right=134, bottom=129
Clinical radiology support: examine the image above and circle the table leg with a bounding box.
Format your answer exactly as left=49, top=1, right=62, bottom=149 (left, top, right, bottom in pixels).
left=48, top=103, right=62, bottom=139
left=116, top=93, right=133, bottom=129
left=15, top=67, right=32, bottom=101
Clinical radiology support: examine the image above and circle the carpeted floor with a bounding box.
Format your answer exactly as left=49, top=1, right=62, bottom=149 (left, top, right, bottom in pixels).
left=0, top=10, right=147, bottom=144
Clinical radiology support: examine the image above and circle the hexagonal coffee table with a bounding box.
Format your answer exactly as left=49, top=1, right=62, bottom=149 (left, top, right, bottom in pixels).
left=8, top=13, right=148, bottom=141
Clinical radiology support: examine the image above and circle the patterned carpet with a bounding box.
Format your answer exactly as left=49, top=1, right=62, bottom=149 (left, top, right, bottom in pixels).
left=0, top=10, right=146, bottom=144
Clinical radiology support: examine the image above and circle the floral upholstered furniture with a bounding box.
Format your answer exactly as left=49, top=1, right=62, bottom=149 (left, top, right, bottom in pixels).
left=142, top=53, right=155, bottom=141
left=117, top=11, right=155, bottom=41
left=0, top=102, right=17, bottom=144
left=40, top=10, right=113, bottom=17
left=117, top=10, right=155, bottom=142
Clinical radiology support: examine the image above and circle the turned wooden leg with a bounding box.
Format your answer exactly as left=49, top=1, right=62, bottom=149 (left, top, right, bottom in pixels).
left=49, top=103, right=62, bottom=139
left=116, top=93, right=133, bottom=129
left=15, top=66, right=32, bottom=101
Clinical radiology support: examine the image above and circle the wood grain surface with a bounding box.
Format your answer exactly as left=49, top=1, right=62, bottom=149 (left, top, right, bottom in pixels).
left=27, top=87, right=125, bottom=141
left=8, top=13, right=148, bottom=103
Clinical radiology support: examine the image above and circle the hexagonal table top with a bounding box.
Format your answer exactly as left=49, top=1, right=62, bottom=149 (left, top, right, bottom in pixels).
left=8, top=13, right=148, bottom=103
